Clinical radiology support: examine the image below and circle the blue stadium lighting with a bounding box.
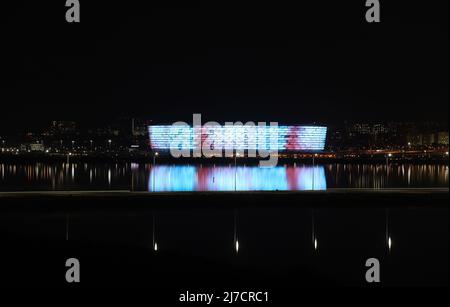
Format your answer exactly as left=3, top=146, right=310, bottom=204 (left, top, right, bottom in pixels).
left=148, top=125, right=327, bottom=152
left=148, top=166, right=327, bottom=192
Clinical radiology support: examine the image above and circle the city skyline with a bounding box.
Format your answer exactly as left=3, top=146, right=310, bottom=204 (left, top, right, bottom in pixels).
left=1, top=118, right=448, bottom=157
left=0, top=117, right=448, bottom=134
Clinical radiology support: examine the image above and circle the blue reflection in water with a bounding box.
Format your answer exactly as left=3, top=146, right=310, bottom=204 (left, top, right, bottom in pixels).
left=148, top=165, right=326, bottom=192
left=150, top=166, right=197, bottom=191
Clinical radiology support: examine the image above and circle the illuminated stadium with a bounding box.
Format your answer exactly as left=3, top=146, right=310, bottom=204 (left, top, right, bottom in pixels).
left=148, top=124, right=327, bottom=154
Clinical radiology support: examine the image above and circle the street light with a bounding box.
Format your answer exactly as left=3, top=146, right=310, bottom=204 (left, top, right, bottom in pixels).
left=153, top=151, right=159, bottom=166
left=152, top=213, right=158, bottom=252
left=312, top=209, right=318, bottom=252
left=234, top=153, right=240, bottom=191
left=386, top=153, right=393, bottom=185
left=386, top=153, right=392, bottom=168
left=152, top=152, right=159, bottom=192
left=386, top=209, right=392, bottom=254
left=108, top=139, right=112, bottom=151
left=312, top=153, right=318, bottom=190
left=234, top=210, right=239, bottom=254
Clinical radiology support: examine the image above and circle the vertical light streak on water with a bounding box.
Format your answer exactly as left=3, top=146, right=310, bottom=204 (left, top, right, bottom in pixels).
left=148, top=166, right=198, bottom=192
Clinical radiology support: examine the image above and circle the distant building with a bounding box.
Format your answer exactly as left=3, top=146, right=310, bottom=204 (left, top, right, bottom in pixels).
left=406, top=134, right=423, bottom=146
left=30, top=143, right=45, bottom=152
left=349, top=123, right=371, bottom=135
left=422, top=133, right=436, bottom=146
left=132, top=118, right=153, bottom=137
left=373, top=123, right=388, bottom=135
left=49, top=121, right=77, bottom=135
left=437, top=132, right=449, bottom=145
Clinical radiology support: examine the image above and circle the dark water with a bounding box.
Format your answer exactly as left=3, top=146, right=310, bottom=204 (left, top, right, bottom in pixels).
left=0, top=205, right=448, bottom=287
left=1, top=163, right=448, bottom=288
left=0, top=163, right=448, bottom=191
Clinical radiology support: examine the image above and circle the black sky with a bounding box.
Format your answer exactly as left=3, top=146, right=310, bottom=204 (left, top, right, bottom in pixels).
left=1, top=1, right=448, bottom=132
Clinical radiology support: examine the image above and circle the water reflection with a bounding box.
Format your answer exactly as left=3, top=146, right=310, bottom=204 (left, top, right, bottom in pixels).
left=386, top=209, right=392, bottom=254
left=0, top=191, right=448, bottom=287
left=312, top=209, right=318, bottom=252
left=152, top=213, right=158, bottom=252
left=148, top=165, right=327, bottom=192
left=234, top=210, right=239, bottom=254
left=0, top=162, right=448, bottom=191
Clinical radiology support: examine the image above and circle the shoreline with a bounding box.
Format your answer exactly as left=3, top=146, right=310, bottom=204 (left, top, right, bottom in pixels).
left=0, top=154, right=448, bottom=165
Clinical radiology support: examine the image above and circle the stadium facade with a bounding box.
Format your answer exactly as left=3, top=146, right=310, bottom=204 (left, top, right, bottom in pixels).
left=148, top=124, right=327, bottom=154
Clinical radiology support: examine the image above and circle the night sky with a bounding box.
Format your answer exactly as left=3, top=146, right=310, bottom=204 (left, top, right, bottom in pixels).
left=1, top=1, right=448, bottom=132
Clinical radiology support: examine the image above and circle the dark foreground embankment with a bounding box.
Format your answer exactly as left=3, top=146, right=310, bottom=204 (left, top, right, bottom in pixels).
left=0, top=189, right=448, bottom=212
